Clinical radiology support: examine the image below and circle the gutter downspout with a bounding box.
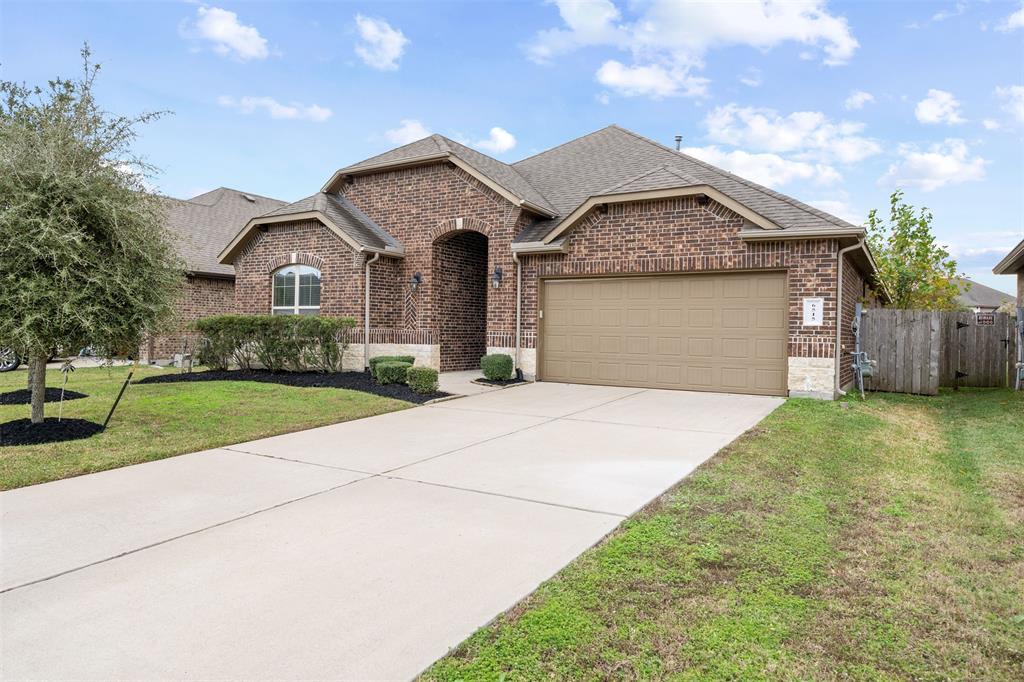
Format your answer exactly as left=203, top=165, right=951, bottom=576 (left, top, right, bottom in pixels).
left=512, top=251, right=522, bottom=373
left=835, top=239, right=864, bottom=397
left=364, top=252, right=380, bottom=371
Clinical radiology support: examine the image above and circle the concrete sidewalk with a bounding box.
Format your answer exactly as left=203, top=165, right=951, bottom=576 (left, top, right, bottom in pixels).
left=0, top=382, right=782, bottom=680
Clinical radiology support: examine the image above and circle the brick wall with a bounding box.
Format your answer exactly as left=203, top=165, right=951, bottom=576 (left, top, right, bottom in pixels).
left=233, top=219, right=366, bottom=319
left=143, top=275, right=234, bottom=360
left=839, top=253, right=868, bottom=388
left=517, top=196, right=843, bottom=360
left=341, top=161, right=521, bottom=348
left=433, top=231, right=488, bottom=370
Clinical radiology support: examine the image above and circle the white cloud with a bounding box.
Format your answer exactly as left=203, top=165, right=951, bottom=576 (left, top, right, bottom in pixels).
left=808, top=198, right=862, bottom=225
left=186, top=6, right=268, bottom=61
left=384, top=119, right=431, bottom=145
left=915, top=89, right=966, bottom=124
left=996, top=85, right=1024, bottom=123
left=701, top=104, right=881, bottom=163
left=682, top=146, right=841, bottom=188
left=996, top=2, right=1024, bottom=32
left=596, top=60, right=708, bottom=98
left=982, top=119, right=1001, bottom=131
left=932, top=1, right=967, bottom=22
left=473, top=127, right=517, bottom=154
left=218, top=96, right=332, bottom=122
left=526, top=0, right=857, bottom=99
left=880, top=138, right=986, bottom=191
left=354, top=15, right=408, bottom=70
left=844, top=90, right=874, bottom=110
left=739, top=67, right=762, bottom=87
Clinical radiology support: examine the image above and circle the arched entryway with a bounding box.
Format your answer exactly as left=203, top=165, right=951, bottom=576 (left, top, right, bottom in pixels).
left=432, top=230, right=488, bottom=371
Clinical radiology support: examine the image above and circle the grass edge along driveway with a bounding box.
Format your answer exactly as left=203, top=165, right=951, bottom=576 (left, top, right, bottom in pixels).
left=1, top=365, right=410, bottom=490
left=424, top=389, right=1024, bottom=681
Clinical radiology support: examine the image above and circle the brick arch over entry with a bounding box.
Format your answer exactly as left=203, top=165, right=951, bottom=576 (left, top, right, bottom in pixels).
left=430, top=217, right=493, bottom=242
left=266, top=252, right=325, bottom=273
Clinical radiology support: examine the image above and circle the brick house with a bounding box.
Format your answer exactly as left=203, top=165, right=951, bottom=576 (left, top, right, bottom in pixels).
left=219, top=125, right=877, bottom=399
left=993, top=239, right=1024, bottom=308
left=140, top=188, right=285, bottom=362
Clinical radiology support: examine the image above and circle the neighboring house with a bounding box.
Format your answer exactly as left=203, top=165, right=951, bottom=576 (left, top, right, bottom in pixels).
left=140, top=188, right=286, bottom=362
left=218, top=125, right=878, bottom=399
left=993, top=239, right=1024, bottom=308
left=953, top=277, right=1015, bottom=313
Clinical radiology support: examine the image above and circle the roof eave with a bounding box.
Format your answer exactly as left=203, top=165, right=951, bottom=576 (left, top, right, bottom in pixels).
left=217, top=210, right=404, bottom=265
left=321, top=152, right=558, bottom=219
left=992, top=240, right=1024, bottom=274
left=738, top=227, right=867, bottom=242
left=322, top=152, right=453, bottom=193
left=510, top=240, right=568, bottom=254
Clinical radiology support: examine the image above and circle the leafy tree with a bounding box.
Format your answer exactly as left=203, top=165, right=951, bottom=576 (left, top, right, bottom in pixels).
left=0, top=47, right=182, bottom=424
left=866, top=190, right=963, bottom=310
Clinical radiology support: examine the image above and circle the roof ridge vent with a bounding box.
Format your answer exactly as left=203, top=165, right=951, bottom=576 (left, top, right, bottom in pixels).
left=241, top=193, right=257, bottom=203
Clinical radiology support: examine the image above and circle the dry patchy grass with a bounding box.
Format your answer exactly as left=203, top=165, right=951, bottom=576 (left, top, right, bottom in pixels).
left=424, top=389, right=1024, bottom=681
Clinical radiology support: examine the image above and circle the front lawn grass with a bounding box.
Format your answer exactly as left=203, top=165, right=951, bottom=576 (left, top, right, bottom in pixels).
left=0, top=365, right=409, bottom=490
left=424, top=389, right=1024, bottom=680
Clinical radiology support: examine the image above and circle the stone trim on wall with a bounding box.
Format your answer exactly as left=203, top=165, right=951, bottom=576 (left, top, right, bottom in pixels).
left=266, top=251, right=325, bottom=273
left=430, top=216, right=494, bottom=242
left=788, top=356, right=835, bottom=400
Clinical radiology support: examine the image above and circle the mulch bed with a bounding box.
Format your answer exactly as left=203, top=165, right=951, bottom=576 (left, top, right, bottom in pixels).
left=0, top=418, right=105, bottom=446
left=473, top=377, right=530, bottom=387
left=0, top=388, right=88, bottom=406
left=136, top=369, right=449, bottom=404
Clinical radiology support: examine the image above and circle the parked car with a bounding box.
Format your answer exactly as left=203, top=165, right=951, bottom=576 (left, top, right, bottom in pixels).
left=0, top=346, right=20, bottom=372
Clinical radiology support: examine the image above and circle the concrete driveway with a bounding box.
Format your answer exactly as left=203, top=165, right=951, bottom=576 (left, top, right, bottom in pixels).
left=0, top=382, right=782, bottom=680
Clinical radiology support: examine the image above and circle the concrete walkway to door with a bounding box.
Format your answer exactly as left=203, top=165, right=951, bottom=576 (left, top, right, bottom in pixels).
left=0, top=382, right=783, bottom=680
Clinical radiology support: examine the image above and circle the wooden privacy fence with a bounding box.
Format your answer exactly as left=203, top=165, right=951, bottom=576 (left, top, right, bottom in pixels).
left=859, top=309, right=1018, bottom=395
left=860, top=309, right=941, bottom=395
left=939, top=311, right=1019, bottom=388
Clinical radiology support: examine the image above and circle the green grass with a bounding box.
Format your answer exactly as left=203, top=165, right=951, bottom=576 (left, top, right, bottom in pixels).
left=0, top=365, right=410, bottom=490
left=424, top=389, right=1024, bottom=681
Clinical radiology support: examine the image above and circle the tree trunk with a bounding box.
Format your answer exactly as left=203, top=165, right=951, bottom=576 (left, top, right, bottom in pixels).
left=29, top=354, right=47, bottom=424
left=27, top=357, right=35, bottom=390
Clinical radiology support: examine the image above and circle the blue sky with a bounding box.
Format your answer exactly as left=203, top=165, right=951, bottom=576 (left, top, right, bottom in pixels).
left=3, top=0, right=1023, bottom=291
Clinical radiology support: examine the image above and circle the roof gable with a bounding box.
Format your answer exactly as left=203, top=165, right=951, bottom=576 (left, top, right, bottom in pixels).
left=218, top=192, right=404, bottom=265
left=321, top=134, right=557, bottom=216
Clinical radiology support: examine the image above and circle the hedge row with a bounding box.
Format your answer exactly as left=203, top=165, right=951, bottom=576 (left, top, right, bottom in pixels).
left=193, top=315, right=355, bottom=373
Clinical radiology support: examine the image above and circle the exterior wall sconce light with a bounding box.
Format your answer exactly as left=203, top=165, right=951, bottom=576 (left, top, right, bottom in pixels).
left=491, top=267, right=503, bottom=289
left=410, top=272, right=423, bottom=292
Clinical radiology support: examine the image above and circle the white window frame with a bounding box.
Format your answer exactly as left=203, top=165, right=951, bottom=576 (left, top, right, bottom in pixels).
left=271, top=265, right=321, bottom=316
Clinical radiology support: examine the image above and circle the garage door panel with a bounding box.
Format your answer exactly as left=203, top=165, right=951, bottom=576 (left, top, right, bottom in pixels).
left=542, top=273, right=787, bottom=396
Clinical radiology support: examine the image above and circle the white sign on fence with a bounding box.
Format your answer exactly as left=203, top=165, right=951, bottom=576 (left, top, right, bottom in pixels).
left=803, top=297, right=824, bottom=326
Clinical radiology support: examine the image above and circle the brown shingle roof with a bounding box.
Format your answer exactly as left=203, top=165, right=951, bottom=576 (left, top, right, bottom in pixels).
left=512, top=125, right=860, bottom=243
left=261, top=192, right=402, bottom=252
left=164, top=188, right=285, bottom=277
left=954, top=278, right=1015, bottom=310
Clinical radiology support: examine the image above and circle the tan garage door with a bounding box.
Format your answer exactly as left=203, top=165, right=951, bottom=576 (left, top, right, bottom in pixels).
left=540, top=273, right=788, bottom=396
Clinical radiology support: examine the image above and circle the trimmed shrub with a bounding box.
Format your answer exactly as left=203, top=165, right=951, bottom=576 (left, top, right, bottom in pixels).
left=406, top=366, right=439, bottom=394
left=375, top=360, right=411, bottom=385
left=481, top=353, right=514, bottom=381
left=369, top=355, right=415, bottom=375
left=369, top=355, right=416, bottom=381
left=192, top=314, right=355, bottom=372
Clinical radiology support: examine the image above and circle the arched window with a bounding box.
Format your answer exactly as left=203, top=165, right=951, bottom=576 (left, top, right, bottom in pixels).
left=271, top=265, right=321, bottom=315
